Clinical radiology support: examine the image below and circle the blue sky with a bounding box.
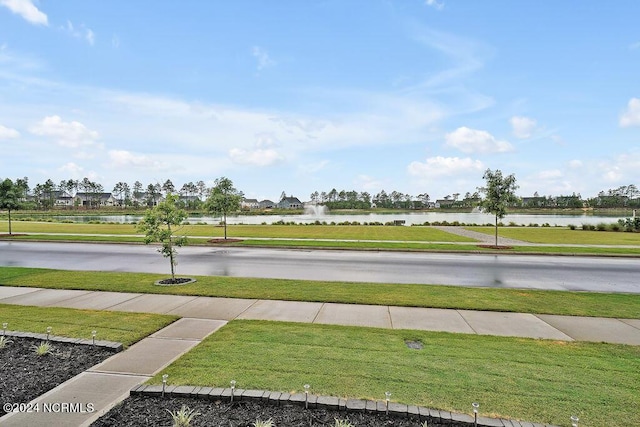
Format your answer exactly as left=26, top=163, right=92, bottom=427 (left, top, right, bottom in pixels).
left=1, top=0, right=639, bottom=202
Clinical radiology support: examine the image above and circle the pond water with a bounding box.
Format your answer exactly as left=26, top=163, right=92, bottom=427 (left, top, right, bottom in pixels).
left=20, top=211, right=632, bottom=227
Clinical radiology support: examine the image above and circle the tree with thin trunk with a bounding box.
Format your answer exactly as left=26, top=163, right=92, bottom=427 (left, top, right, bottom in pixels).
left=0, top=178, right=20, bottom=235
left=136, top=194, right=187, bottom=282
left=478, top=169, right=519, bottom=247
left=205, top=177, right=242, bottom=240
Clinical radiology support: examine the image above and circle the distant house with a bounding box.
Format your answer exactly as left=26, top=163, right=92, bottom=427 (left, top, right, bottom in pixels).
left=53, top=191, right=74, bottom=207
left=74, top=192, right=116, bottom=208
left=132, top=192, right=164, bottom=207
left=435, top=199, right=455, bottom=208
left=521, top=196, right=546, bottom=207
left=277, top=196, right=303, bottom=209
left=241, top=198, right=260, bottom=210
left=259, top=199, right=275, bottom=209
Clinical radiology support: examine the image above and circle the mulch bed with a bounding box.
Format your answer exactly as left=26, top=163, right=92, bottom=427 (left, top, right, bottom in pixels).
left=0, top=336, right=117, bottom=416
left=0, top=234, right=27, bottom=237
left=477, top=245, right=514, bottom=250
left=91, top=395, right=472, bottom=427
left=208, top=238, right=244, bottom=244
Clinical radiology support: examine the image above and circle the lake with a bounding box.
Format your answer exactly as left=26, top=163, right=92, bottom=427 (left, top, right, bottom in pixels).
left=26, top=210, right=633, bottom=227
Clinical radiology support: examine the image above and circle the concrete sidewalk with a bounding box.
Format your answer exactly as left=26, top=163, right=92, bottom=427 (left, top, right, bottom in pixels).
left=1, top=285, right=639, bottom=426
left=1, top=286, right=639, bottom=345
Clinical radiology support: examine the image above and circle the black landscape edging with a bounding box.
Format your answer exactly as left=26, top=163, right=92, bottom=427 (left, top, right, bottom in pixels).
left=1, top=330, right=123, bottom=351
left=130, top=385, right=559, bottom=427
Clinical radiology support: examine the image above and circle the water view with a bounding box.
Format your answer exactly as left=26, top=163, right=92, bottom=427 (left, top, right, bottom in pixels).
left=25, top=211, right=631, bottom=227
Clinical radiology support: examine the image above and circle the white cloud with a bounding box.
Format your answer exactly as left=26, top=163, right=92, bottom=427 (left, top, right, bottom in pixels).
left=63, top=20, right=95, bottom=45
left=354, top=174, right=387, bottom=192
left=537, top=169, right=563, bottom=180
left=619, top=98, right=640, bottom=127
left=407, top=156, right=484, bottom=178
left=510, top=116, right=536, bottom=139
left=568, top=160, right=583, bottom=169
left=445, top=126, right=513, bottom=153
left=30, top=115, right=99, bottom=147
left=58, top=162, right=84, bottom=175
left=251, top=46, right=275, bottom=71
left=629, top=42, right=640, bottom=50
left=107, top=150, right=168, bottom=170
left=0, top=124, right=20, bottom=139
left=599, top=152, right=640, bottom=183
left=0, top=0, right=48, bottom=26
left=229, top=147, right=283, bottom=166
left=425, top=0, right=444, bottom=10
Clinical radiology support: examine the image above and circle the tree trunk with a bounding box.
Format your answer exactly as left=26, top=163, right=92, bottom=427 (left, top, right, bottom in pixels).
left=495, top=214, right=498, bottom=247
left=8, top=209, right=11, bottom=235
left=224, top=212, right=228, bottom=240
left=168, top=224, right=175, bottom=280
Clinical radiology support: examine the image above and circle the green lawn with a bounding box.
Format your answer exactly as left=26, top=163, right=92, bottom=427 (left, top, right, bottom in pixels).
left=2, top=267, right=639, bottom=319
left=0, top=304, right=177, bottom=346
left=1, top=221, right=475, bottom=242
left=151, top=320, right=640, bottom=427
left=467, top=226, right=640, bottom=245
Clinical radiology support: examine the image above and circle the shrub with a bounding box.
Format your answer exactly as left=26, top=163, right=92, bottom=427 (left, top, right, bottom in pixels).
left=609, top=223, right=621, bottom=232
left=0, top=336, right=13, bottom=349
left=32, top=341, right=54, bottom=356
left=582, top=224, right=595, bottom=231
left=568, top=224, right=577, bottom=230
left=542, top=223, right=551, bottom=227
left=167, top=405, right=200, bottom=427
left=596, top=223, right=607, bottom=231
left=253, top=419, right=275, bottom=427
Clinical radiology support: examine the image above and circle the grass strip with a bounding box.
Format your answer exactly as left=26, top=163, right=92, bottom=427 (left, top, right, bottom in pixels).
left=1, top=266, right=639, bottom=318
left=151, top=320, right=640, bottom=427
left=466, top=226, right=640, bottom=245
left=1, top=221, right=476, bottom=242
left=0, top=303, right=177, bottom=346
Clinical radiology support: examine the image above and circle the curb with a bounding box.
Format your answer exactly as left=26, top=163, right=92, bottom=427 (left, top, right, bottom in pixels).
left=130, top=385, right=560, bottom=427
left=1, top=330, right=123, bottom=351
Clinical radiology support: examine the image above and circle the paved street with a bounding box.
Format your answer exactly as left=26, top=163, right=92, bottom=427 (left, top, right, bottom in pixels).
left=1, top=241, right=639, bottom=293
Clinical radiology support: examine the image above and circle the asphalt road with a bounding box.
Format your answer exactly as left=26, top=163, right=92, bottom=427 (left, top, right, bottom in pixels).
left=0, top=241, right=638, bottom=293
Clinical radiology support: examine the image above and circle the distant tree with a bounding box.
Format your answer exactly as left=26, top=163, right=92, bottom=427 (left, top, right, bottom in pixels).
left=146, top=183, right=161, bottom=207
left=162, top=179, right=175, bottom=196
left=133, top=181, right=143, bottom=207
left=0, top=178, right=20, bottom=234
left=113, top=182, right=130, bottom=207
left=196, top=180, right=207, bottom=199
left=478, top=169, right=519, bottom=247
left=205, top=177, right=243, bottom=240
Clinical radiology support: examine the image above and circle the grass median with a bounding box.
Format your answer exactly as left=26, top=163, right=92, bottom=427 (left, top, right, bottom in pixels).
left=0, top=304, right=177, bottom=346
left=151, top=320, right=640, bottom=427
left=1, top=266, right=639, bottom=318
left=466, top=226, right=640, bottom=245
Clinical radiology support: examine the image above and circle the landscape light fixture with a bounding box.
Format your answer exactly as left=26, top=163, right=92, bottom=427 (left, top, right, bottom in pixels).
left=46, top=326, right=52, bottom=341
left=472, top=402, right=480, bottom=427
left=2, top=323, right=7, bottom=336
left=385, top=391, right=391, bottom=414
left=571, top=415, right=579, bottom=427
left=162, top=374, right=168, bottom=397
left=92, top=330, right=97, bottom=346
left=304, top=384, right=310, bottom=409
left=230, top=380, right=237, bottom=402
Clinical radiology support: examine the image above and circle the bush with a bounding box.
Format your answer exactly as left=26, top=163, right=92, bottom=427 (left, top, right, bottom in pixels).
left=609, top=223, right=621, bottom=232
left=542, top=223, right=551, bottom=227
left=596, top=223, right=607, bottom=231
left=568, top=224, right=576, bottom=230
left=582, top=224, right=595, bottom=231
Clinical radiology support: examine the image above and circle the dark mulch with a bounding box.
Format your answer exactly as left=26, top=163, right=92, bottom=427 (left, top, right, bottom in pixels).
left=92, top=395, right=472, bottom=427
left=156, top=277, right=196, bottom=285
left=0, top=336, right=117, bottom=416
left=208, top=238, right=244, bottom=244
left=477, top=245, right=514, bottom=250
left=0, top=234, right=27, bottom=237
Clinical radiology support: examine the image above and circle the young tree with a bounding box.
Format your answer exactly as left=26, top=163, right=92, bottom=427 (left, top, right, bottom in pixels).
left=136, top=194, right=188, bottom=282
left=478, top=169, right=519, bottom=247
left=0, top=178, right=20, bottom=234
left=205, top=177, right=242, bottom=240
